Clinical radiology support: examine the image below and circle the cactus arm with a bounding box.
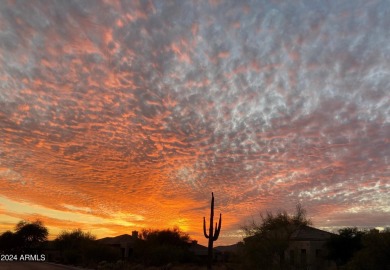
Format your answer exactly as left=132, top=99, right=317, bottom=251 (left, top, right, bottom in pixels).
left=213, top=223, right=218, bottom=240
left=213, top=213, right=222, bottom=241
left=203, top=217, right=209, bottom=238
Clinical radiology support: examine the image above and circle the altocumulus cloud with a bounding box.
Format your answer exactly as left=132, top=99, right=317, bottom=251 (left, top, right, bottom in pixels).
left=0, top=0, right=389, bottom=244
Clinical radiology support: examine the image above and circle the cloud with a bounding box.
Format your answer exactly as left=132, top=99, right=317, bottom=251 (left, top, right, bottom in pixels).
left=0, top=0, right=389, bottom=245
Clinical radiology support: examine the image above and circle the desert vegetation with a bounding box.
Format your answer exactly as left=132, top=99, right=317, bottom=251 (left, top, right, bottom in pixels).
left=326, top=227, right=390, bottom=270
left=1, top=203, right=389, bottom=270
left=0, top=220, right=48, bottom=254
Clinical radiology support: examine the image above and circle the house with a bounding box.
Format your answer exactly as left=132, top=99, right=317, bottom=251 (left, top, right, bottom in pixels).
left=287, top=226, right=336, bottom=270
left=189, top=240, right=208, bottom=258
left=97, top=230, right=138, bottom=259
left=244, top=225, right=336, bottom=270
left=215, top=242, right=241, bottom=254
left=215, top=242, right=243, bottom=262
left=189, top=240, right=222, bottom=262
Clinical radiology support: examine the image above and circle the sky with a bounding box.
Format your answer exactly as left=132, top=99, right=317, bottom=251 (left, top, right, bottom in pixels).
left=0, top=0, right=389, bottom=246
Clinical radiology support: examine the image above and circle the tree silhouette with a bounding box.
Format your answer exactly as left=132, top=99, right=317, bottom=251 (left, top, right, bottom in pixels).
left=140, top=227, right=190, bottom=247
left=134, top=227, right=194, bottom=266
left=14, top=220, right=48, bottom=252
left=54, top=229, right=96, bottom=265
left=54, top=228, right=121, bottom=266
left=325, top=227, right=364, bottom=267
left=0, top=220, right=48, bottom=254
left=55, top=229, right=96, bottom=250
left=346, top=228, right=390, bottom=270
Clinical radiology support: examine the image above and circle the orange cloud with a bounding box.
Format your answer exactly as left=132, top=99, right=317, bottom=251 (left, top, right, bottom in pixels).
left=1, top=0, right=389, bottom=247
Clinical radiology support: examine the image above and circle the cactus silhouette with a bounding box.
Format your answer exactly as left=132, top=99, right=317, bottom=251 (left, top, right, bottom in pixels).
left=203, top=192, right=222, bottom=270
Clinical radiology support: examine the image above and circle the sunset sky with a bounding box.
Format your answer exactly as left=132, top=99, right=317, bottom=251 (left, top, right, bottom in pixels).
left=0, top=0, right=389, bottom=246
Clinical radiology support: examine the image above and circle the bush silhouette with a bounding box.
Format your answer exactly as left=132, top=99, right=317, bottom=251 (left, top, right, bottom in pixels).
left=325, top=227, right=364, bottom=267
left=133, top=227, right=195, bottom=266
left=0, top=230, right=21, bottom=253
left=347, top=228, right=390, bottom=270
left=54, top=228, right=120, bottom=267
left=15, top=220, right=48, bottom=247
left=326, top=228, right=390, bottom=270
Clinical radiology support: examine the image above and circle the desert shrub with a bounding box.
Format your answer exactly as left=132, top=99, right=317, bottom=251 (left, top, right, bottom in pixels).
left=133, top=227, right=196, bottom=266
left=54, top=228, right=120, bottom=267
left=346, top=229, right=390, bottom=270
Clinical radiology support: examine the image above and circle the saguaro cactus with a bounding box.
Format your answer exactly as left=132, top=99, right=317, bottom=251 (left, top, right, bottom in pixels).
left=203, top=192, right=222, bottom=270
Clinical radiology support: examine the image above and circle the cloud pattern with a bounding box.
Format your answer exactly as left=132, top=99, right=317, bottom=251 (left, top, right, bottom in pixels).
left=0, top=0, right=389, bottom=244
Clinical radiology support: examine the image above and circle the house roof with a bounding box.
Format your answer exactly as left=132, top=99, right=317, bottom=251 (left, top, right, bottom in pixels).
left=189, top=242, right=222, bottom=256
left=244, top=225, right=335, bottom=242
left=97, top=234, right=136, bottom=245
left=189, top=242, right=209, bottom=256
left=290, top=225, right=335, bottom=241
left=215, top=243, right=242, bottom=253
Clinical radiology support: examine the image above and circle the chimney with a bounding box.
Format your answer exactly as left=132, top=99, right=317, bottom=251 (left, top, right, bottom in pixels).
left=132, top=230, right=138, bottom=239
